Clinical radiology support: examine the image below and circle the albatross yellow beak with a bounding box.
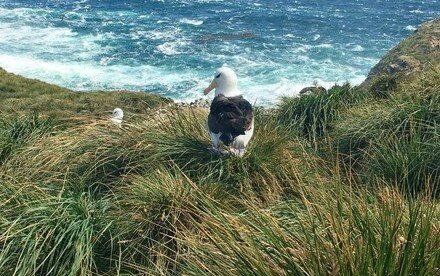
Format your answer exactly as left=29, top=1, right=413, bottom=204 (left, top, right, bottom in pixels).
left=203, top=79, right=217, bottom=95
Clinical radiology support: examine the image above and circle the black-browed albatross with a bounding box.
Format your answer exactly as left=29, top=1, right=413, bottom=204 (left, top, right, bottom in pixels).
left=203, top=67, right=254, bottom=157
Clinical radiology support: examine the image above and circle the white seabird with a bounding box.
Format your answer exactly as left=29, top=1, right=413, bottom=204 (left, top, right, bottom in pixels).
left=203, top=67, right=254, bottom=157
left=111, top=108, right=124, bottom=128
left=313, top=79, right=324, bottom=88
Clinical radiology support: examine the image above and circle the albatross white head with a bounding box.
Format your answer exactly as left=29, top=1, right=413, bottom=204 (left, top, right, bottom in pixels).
left=203, top=67, right=241, bottom=98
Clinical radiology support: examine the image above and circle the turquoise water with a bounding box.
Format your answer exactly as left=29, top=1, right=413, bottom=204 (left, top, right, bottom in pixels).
left=0, top=0, right=438, bottom=104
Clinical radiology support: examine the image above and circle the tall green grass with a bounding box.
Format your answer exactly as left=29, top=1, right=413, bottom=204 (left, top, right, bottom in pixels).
left=276, top=84, right=365, bottom=147
left=0, top=177, right=113, bottom=275
left=181, top=181, right=440, bottom=275
left=333, top=80, right=440, bottom=195
left=0, top=114, right=56, bottom=164
left=1, top=74, right=440, bottom=274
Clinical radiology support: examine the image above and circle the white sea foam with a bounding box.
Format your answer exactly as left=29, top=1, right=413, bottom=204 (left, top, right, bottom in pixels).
left=179, top=18, right=204, bottom=26
left=405, top=25, right=417, bottom=31
left=352, top=45, right=364, bottom=52
left=291, top=43, right=334, bottom=54
left=63, top=11, right=86, bottom=23
left=155, top=40, right=189, bottom=55
left=316, top=43, right=332, bottom=48
left=156, top=42, right=180, bottom=55
left=0, top=23, right=109, bottom=61
left=145, top=27, right=181, bottom=40
left=0, top=7, right=49, bottom=21
left=0, top=54, right=196, bottom=91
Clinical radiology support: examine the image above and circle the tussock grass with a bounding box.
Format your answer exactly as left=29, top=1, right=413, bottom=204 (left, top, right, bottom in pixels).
left=0, top=114, right=57, bottom=164
left=366, top=127, right=440, bottom=196
left=276, top=84, right=365, bottom=146
left=0, top=177, right=113, bottom=275
left=1, top=68, right=440, bottom=275
left=182, top=183, right=440, bottom=276
left=333, top=75, right=440, bottom=195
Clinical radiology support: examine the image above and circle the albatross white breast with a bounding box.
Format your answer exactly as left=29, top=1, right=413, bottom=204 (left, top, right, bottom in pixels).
left=203, top=67, right=254, bottom=157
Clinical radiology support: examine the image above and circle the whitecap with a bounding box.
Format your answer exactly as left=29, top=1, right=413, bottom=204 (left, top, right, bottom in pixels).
left=146, top=27, right=181, bottom=40
left=0, top=54, right=197, bottom=92
left=156, top=42, right=180, bottom=55
left=155, top=40, right=189, bottom=55
left=313, top=34, right=320, bottom=41
left=352, top=45, right=364, bottom=52
left=316, top=44, right=333, bottom=49
left=62, top=11, right=86, bottom=23
left=405, top=25, right=417, bottom=31
left=179, top=18, right=204, bottom=26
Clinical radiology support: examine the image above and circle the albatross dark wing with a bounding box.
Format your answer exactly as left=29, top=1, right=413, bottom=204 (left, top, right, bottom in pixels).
left=208, top=95, right=253, bottom=145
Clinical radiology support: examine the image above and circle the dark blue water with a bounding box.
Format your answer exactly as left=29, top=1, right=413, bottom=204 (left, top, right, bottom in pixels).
left=0, top=0, right=438, bottom=104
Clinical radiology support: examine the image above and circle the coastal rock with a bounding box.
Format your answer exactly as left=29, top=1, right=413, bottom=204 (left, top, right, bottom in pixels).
left=361, top=18, right=440, bottom=89
left=176, top=98, right=211, bottom=109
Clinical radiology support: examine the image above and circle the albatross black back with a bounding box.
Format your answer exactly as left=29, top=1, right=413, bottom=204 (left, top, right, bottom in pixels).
left=208, top=95, right=253, bottom=145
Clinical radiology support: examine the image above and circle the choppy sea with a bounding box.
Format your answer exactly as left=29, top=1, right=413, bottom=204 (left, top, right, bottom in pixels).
left=0, top=0, right=439, bottom=104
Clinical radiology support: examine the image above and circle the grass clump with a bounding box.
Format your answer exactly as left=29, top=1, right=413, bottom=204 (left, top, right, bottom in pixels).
left=367, top=127, right=440, bottom=196
left=0, top=114, right=56, bottom=164
left=333, top=76, right=440, bottom=195
left=0, top=178, right=113, bottom=275
left=181, top=183, right=440, bottom=275
left=369, top=74, right=397, bottom=98
left=276, top=83, right=365, bottom=146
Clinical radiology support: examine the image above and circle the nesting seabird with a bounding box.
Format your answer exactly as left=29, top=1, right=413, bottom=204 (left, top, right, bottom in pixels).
left=110, top=108, right=124, bottom=128
left=299, top=79, right=327, bottom=95
left=203, top=67, right=254, bottom=157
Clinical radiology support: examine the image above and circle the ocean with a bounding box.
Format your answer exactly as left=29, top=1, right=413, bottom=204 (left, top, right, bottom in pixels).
left=0, top=0, right=438, bottom=104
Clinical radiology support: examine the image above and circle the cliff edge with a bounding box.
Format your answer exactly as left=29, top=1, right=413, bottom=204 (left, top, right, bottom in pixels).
left=361, top=18, right=440, bottom=89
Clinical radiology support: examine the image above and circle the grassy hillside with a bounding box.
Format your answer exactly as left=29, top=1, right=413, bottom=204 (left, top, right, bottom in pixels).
left=0, top=19, right=439, bottom=275
left=0, top=67, right=171, bottom=118
left=361, top=18, right=440, bottom=92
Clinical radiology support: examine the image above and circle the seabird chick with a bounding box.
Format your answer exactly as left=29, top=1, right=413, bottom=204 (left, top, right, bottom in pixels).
left=111, top=108, right=124, bottom=128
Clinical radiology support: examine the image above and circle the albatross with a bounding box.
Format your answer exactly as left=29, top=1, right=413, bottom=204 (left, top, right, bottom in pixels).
left=203, top=67, right=254, bottom=157
left=299, top=79, right=327, bottom=95
left=111, top=108, right=124, bottom=128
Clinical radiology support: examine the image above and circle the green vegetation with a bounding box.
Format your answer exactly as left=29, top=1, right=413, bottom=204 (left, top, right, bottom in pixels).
left=361, top=18, right=440, bottom=90
left=369, top=74, right=397, bottom=98
left=0, top=67, right=171, bottom=118
left=1, top=19, right=440, bottom=275
left=0, top=66, right=439, bottom=275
